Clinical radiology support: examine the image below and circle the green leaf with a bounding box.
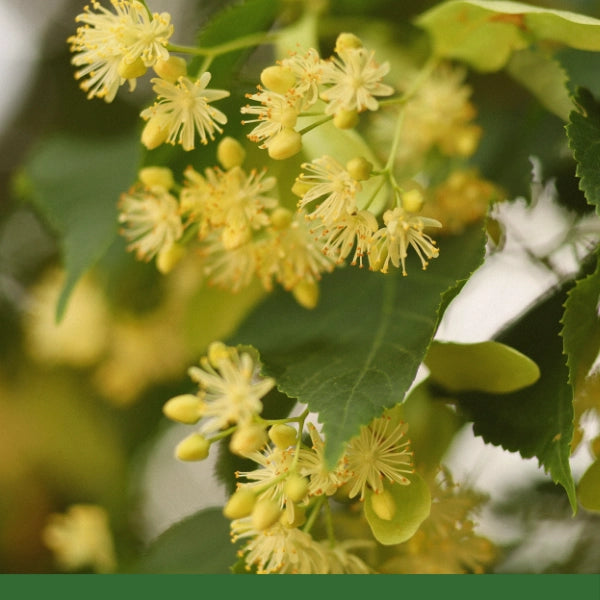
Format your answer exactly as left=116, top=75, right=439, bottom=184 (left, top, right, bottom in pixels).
left=232, top=225, right=487, bottom=466
left=192, top=0, right=280, bottom=88
left=131, top=508, right=237, bottom=573
left=452, top=283, right=577, bottom=512
left=562, top=255, right=600, bottom=390
left=23, top=134, right=140, bottom=320
left=425, top=340, right=540, bottom=394
left=566, top=87, right=600, bottom=215
left=416, top=0, right=600, bottom=72
left=364, top=474, right=431, bottom=545
left=578, top=458, right=600, bottom=512
left=506, top=48, right=573, bottom=121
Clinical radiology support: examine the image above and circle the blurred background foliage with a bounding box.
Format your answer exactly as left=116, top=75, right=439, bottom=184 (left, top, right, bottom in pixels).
left=1, top=0, right=599, bottom=573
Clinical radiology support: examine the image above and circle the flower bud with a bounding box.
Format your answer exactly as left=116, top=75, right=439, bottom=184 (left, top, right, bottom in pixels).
left=280, top=505, right=306, bottom=528
left=267, top=128, right=302, bottom=160
left=175, top=433, right=210, bottom=461
left=260, top=65, right=296, bottom=94
left=118, top=56, right=147, bottom=80
left=370, top=488, right=396, bottom=521
left=138, top=166, right=174, bottom=190
left=270, top=207, right=293, bottom=230
left=141, top=119, right=169, bottom=150
left=280, top=106, right=299, bottom=129
left=229, top=423, right=268, bottom=457
left=401, top=189, right=424, bottom=213
left=346, top=157, right=372, bottom=181
left=333, top=109, right=359, bottom=130
left=156, top=243, right=186, bottom=274
left=335, top=32, right=363, bottom=53
left=223, top=488, right=256, bottom=520
left=217, top=137, right=246, bottom=170
left=291, top=178, right=311, bottom=198
left=451, top=125, right=481, bottom=157
left=268, top=424, right=297, bottom=449
left=221, top=224, right=251, bottom=250
left=251, top=498, right=282, bottom=531
left=207, top=341, right=231, bottom=367
left=292, top=280, right=319, bottom=310
left=163, top=394, right=204, bottom=424
left=153, top=56, right=187, bottom=82
left=284, top=474, right=309, bottom=503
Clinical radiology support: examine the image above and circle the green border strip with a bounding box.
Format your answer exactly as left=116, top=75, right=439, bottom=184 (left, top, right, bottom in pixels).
left=1, top=574, right=599, bottom=599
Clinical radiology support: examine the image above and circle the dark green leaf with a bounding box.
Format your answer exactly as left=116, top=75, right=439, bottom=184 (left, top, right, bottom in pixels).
left=130, top=508, right=237, bottom=573
left=451, top=283, right=577, bottom=513
left=231, top=225, right=486, bottom=466
left=192, top=0, right=280, bottom=87
left=562, top=254, right=600, bottom=391
left=567, top=87, right=600, bottom=214
left=23, top=134, right=140, bottom=320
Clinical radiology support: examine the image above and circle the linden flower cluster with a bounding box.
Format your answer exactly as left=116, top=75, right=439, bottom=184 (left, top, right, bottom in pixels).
left=69, top=1, right=230, bottom=151
left=118, top=137, right=336, bottom=308
left=242, top=33, right=394, bottom=160
left=68, top=0, right=173, bottom=102
left=241, top=33, right=452, bottom=278
left=162, top=342, right=415, bottom=574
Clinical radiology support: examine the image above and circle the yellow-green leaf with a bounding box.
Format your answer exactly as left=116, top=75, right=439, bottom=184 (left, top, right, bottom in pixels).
left=416, top=0, right=600, bottom=72
left=425, top=340, right=540, bottom=394
left=578, top=458, right=600, bottom=512
left=506, top=48, right=573, bottom=121
left=364, top=474, right=431, bottom=546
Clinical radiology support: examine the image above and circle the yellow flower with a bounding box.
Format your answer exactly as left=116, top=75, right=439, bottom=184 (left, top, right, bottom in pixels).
left=280, top=48, right=326, bottom=108
left=236, top=445, right=295, bottom=505
left=255, top=211, right=336, bottom=292
left=344, top=414, right=414, bottom=500
left=186, top=343, right=275, bottom=434
left=231, top=519, right=329, bottom=574
left=68, top=0, right=173, bottom=102
left=321, top=43, right=394, bottom=116
left=368, top=207, right=441, bottom=275
left=24, top=269, right=110, bottom=368
left=42, top=504, right=117, bottom=573
left=296, top=156, right=361, bottom=224
left=311, top=209, right=378, bottom=267
left=200, top=233, right=259, bottom=292
left=140, top=73, right=230, bottom=150
left=118, top=183, right=183, bottom=262
left=241, top=89, right=301, bottom=149
left=297, top=423, right=349, bottom=496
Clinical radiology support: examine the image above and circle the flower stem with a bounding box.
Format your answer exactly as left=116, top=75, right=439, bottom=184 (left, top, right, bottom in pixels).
left=298, top=115, right=333, bottom=136
left=302, top=496, right=326, bottom=535
left=167, top=31, right=277, bottom=59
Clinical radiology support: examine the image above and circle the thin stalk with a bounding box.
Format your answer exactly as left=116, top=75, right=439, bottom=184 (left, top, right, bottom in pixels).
left=323, top=499, right=336, bottom=547
left=298, top=115, right=333, bottom=136
left=167, top=31, right=277, bottom=59
left=302, top=496, right=326, bottom=535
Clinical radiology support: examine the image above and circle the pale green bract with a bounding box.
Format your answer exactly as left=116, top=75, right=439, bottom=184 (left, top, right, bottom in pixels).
left=417, top=0, right=600, bottom=71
